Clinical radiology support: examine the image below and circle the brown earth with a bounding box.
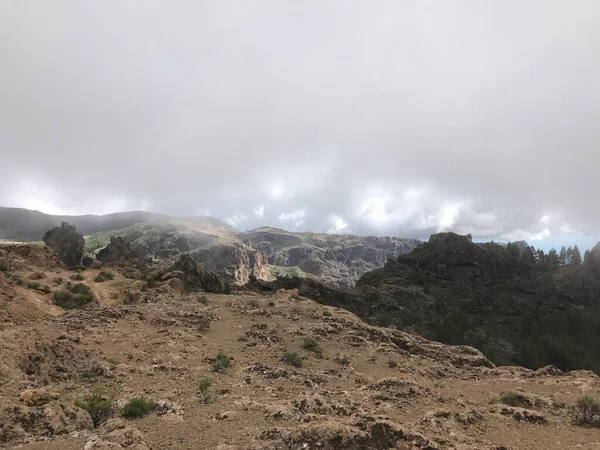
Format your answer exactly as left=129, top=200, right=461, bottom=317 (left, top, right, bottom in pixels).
left=1, top=243, right=600, bottom=449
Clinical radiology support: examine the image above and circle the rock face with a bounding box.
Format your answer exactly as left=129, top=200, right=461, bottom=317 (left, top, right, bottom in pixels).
left=42, top=222, right=85, bottom=269
left=170, top=253, right=230, bottom=293
left=96, top=236, right=135, bottom=266
left=239, top=227, right=421, bottom=288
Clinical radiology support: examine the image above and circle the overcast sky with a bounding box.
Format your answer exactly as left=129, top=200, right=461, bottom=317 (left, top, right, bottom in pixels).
left=1, top=1, right=599, bottom=248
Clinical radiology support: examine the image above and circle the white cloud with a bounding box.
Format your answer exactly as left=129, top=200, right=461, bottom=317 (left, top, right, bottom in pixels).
left=327, top=214, right=350, bottom=234
left=225, top=212, right=248, bottom=227
left=254, top=204, right=265, bottom=218
left=278, top=209, right=305, bottom=228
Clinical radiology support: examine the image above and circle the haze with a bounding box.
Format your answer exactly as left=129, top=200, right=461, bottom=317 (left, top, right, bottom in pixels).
left=1, top=1, right=599, bottom=249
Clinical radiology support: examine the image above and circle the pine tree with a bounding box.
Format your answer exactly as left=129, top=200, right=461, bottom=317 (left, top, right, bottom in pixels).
left=535, top=249, right=546, bottom=265
left=506, top=242, right=521, bottom=260
left=547, top=248, right=560, bottom=269
left=571, top=245, right=582, bottom=267
left=584, top=249, right=592, bottom=265
left=566, top=246, right=574, bottom=265
left=559, top=246, right=567, bottom=266
left=521, top=246, right=536, bottom=264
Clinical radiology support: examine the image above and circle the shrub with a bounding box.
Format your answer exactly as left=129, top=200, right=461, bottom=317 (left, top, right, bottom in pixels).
left=302, top=337, right=323, bottom=358
left=94, top=271, right=114, bottom=282
left=323, top=310, right=332, bottom=317
left=74, top=387, right=116, bottom=427
left=237, top=336, right=248, bottom=342
left=0, top=263, right=7, bottom=272
left=291, top=293, right=302, bottom=301
left=268, top=301, right=275, bottom=307
left=387, top=359, right=398, bottom=368
left=500, top=391, right=531, bottom=408
left=122, top=397, right=156, bottom=419
left=26, top=282, right=51, bottom=293
left=246, top=298, right=260, bottom=308
left=198, top=295, right=208, bottom=305
left=212, top=352, right=231, bottom=372
left=199, top=376, right=213, bottom=403
left=572, top=396, right=600, bottom=427
left=53, top=283, right=95, bottom=309
left=198, top=317, right=211, bottom=332
left=71, top=273, right=84, bottom=281
left=53, top=277, right=64, bottom=285
left=282, top=351, right=303, bottom=368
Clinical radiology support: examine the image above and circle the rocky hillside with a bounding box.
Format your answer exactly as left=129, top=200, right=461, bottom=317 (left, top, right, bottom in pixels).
left=1, top=242, right=600, bottom=449
left=273, top=232, right=600, bottom=374
left=240, top=227, right=421, bottom=288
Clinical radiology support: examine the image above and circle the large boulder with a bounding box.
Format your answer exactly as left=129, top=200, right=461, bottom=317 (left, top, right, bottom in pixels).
left=42, top=222, right=85, bottom=269
left=170, top=253, right=230, bottom=293
left=96, top=236, right=135, bottom=266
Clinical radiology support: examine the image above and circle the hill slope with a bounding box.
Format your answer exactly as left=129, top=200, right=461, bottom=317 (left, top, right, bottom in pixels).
left=1, top=243, right=600, bottom=449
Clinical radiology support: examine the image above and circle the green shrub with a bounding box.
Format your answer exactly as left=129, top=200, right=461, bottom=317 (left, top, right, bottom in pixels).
left=302, top=337, right=323, bottom=358
left=26, top=282, right=51, bottom=293
left=198, top=317, right=211, bottom=332
left=122, top=397, right=156, bottom=419
left=212, top=352, right=231, bottom=372
left=500, top=391, right=531, bottom=408
left=53, top=283, right=95, bottom=309
left=199, top=376, right=213, bottom=403
left=71, top=273, right=84, bottom=281
left=572, top=396, right=600, bottom=427
left=74, top=390, right=115, bottom=427
left=94, top=271, right=114, bottom=282
left=53, top=277, right=64, bottom=285
left=0, top=263, right=7, bottom=272
left=268, top=300, right=275, bottom=307
left=282, top=351, right=303, bottom=368
left=198, top=295, right=208, bottom=305
left=237, top=336, right=248, bottom=342
left=387, top=359, right=398, bottom=368
left=322, top=310, right=332, bottom=317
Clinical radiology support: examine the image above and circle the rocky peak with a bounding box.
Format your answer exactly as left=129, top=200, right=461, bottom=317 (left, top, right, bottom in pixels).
left=42, top=222, right=85, bottom=269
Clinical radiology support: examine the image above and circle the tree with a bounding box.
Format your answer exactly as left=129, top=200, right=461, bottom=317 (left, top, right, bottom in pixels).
left=566, top=246, right=574, bottom=266
left=535, top=249, right=546, bottom=265
left=571, top=245, right=582, bottom=267
left=506, top=242, right=521, bottom=260
left=584, top=249, right=592, bottom=265
left=547, top=248, right=560, bottom=269
left=559, top=246, right=567, bottom=266
left=521, top=246, right=536, bottom=264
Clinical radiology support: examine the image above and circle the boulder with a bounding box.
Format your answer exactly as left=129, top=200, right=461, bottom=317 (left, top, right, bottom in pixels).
left=82, top=256, right=95, bottom=268
left=170, top=253, right=230, bottom=293
left=42, top=222, right=85, bottom=269
left=97, top=236, right=135, bottom=266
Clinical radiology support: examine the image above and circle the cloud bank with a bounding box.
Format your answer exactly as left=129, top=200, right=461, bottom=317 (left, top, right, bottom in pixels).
left=1, top=1, right=599, bottom=246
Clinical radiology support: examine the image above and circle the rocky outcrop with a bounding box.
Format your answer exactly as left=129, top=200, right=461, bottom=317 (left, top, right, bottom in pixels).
left=42, top=222, right=85, bottom=269
left=170, top=253, right=230, bottom=293
left=96, top=236, right=136, bottom=266
left=239, top=227, right=421, bottom=288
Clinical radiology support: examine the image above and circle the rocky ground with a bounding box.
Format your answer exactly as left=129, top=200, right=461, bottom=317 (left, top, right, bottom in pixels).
left=1, top=243, right=600, bottom=449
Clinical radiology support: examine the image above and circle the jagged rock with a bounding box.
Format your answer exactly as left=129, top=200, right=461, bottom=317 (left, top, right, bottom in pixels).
left=170, top=253, right=230, bottom=293
left=97, top=236, right=135, bottom=266
left=19, top=388, right=60, bottom=406
left=42, top=222, right=85, bottom=269
left=84, top=419, right=150, bottom=449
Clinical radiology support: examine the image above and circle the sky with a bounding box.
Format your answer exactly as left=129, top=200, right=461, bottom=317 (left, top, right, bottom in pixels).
left=1, top=1, right=599, bottom=251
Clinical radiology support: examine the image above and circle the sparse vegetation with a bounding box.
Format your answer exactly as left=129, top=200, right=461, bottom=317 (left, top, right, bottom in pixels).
left=26, top=282, right=51, bottom=293
left=53, top=277, right=63, bottom=285
left=198, top=295, right=208, bottom=305
left=199, top=376, right=213, bottom=403
left=302, top=337, right=323, bottom=358
left=122, top=397, right=156, bottom=419
left=106, top=357, right=118, bottom=366
left=291, top=293, right=302, bottom=301
left=282, top=351, right=303, bottom=368
left=237, top=336, right=248, bottom=342
left=74, top=385, right=117, bottom=427
left=212, top=352, right=231, bottom=372
left=246, top=298, right=260, bottom=308
left=198, top=316, right=211, bottom=332
left=387, top=359, right=398, bottom=368
left=268, top=300, right=275, bottom=307
left=53, top=283, right=95, bottom=309
left=500, top=391, right=531, bottom=408
left=94, top=271, right=114, bottom=282
left=572, top=396, right=600, bottom=427
left=323, top=310, right=332, bottom=317
left=71, top=273, right=84, bottom=281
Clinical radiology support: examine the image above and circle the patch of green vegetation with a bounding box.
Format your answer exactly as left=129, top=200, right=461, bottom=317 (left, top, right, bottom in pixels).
left=268, top=300, right=275, bottom=307
left=122, top=397, right=156, bottom=419
left=572, top=397, right=600, bottom=427
left=237, top=336, right=248, bottom=342
left=53, top=283, right=95, bottom=309
left=0, top=263, right=7, bottom=272
left=84, top=223, right=146, bottom=253
left=500, top=391, right=531, bottom=408
left=291, top=293, right=303, bottom=301
left=322, top=310, right=332, bottom=317
left=70, top=273, right=84, bottom=281
left=53, top=277, right=63, bottom=285
left=198, top=295, right=208, bottom=305
left=282, top=351, right=303, bottom=368
left=26, top=282, right=51, bottom=293
left=387, top=359, right=398, bottom=368
left=302, top=337, right=323, bottom=358
left=199, top=376, right=213, bottom=403
left=106, top=357, right=119, bottom=366
left=74, top=385, right=118, bottom=427
left=94, top=271, right=114, bottom=282
left=212, top=352, right=231, bottom=372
